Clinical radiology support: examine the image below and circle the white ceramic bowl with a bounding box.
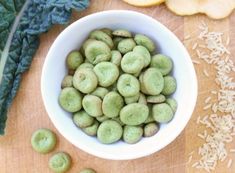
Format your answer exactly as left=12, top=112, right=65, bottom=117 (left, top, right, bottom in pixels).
left=41, top=10, right=197, bottom=160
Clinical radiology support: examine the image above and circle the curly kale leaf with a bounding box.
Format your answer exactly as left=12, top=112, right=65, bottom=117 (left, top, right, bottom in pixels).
left=0, top=0, right=90, bottom=135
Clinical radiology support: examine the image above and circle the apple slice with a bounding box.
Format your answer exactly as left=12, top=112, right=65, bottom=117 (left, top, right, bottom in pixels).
left=166, top=0, right=235, bottom=19
left=122, top=0, right=165, bottom=7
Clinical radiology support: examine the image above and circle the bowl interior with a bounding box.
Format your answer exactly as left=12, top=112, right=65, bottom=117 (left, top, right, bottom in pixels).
left=41, top=10, right=197, bottom=160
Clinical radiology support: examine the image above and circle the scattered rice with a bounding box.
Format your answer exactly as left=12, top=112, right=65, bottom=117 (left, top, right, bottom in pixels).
left=197, top=116, right=201, bottom=124
left=205, top=96, right=212, bottom=104
left=190, top=22, right=235, bottom=172
left=227, top=159, right=232, bottom=168
left=198, top=133, right=206, bottom=139
left=197, top=130, right=208, bottom=139
left=212, top=103, right=218, bottom=113
left=203, top=69, right=210, bottom=77
left=226, top=37, right=230, bottom=46
left=192, top=43, right=198, bottom=50
left=203, top=130, right=207, bottom=136
left=187, top=155, right=193, bottom=164
left=203, top=115, right=209, bottom=122
left=203, top=104, right=212, bottom=110
left=196, top=49, right=201, bottom=58
left=230, top=149, right=235, bottom=153
left=211, top=90, right=217, bottom=94
left=192, top=162, right=199, bottom=168
left=185, top=35, right=191, bottom=40
left=192, top=60, right=200, bottom=64
left=189, top=151, right=195, bottom=155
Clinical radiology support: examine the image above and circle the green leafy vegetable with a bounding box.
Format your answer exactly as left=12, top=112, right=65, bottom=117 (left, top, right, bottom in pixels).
left=0, top=0, right=90, bottom=135
left=0, top=0, right=26, bottom=58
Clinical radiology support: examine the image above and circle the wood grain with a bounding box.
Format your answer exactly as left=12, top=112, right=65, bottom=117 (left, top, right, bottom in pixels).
left=0, top=0, right=235, bottom=172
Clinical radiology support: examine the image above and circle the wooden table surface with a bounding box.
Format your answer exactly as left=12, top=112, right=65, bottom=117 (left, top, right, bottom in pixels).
left=0, top=0, right=235, bottom=173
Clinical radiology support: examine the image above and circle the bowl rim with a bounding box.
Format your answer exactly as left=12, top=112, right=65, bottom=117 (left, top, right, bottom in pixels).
left=41, top=10, right=198, bottom=160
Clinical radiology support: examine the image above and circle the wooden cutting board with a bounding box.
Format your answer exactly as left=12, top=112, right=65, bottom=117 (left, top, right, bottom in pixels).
left=0, top=0, right=234, bottom=172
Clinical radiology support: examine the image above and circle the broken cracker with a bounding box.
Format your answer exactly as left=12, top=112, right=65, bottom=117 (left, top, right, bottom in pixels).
left=166, top=0, right=235, bottom=19
left=122, top=0, right=165, bottom=7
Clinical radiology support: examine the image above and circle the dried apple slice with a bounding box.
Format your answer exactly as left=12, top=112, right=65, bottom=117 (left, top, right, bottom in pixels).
left=166, top=0, right=235, bottom=19
left=122, top=0, right=165, bottom=7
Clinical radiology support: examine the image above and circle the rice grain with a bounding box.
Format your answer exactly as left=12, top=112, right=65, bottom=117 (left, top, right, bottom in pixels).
left=203, top=69, right=210, bottom=77
left=227, top=159, right=232, bottom=168
left=203, top=104, right=212, bottom=110
left=192, top=43, right=198, bottom=50
left=190, top=23, right=235, bottom=172
left=185, top=35, right=191, bottom=40
left=192, top=60, right=200, bottom=64
left=205, top=96, right=212, bottom=104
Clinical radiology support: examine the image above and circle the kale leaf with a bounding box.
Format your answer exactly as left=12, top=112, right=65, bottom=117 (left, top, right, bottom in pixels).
left=0, top=0, right=26, bottom=57
left=0, top=0, right=90, bottom=135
